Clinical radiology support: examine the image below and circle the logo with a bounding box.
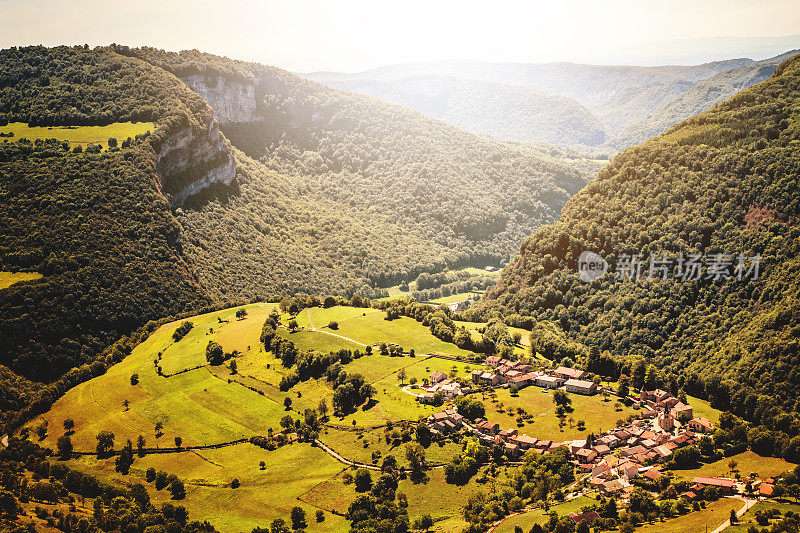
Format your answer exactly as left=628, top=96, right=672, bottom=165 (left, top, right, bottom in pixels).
left=578, top=251, right=608, bottom=283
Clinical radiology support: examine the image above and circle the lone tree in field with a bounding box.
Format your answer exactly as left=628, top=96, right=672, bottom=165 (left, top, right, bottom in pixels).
left=284, top=397, right=293, bottom=410
left=63, top=419, right=75, bottom=433
left=230, top=359, right=238, bottom=375
left=130, top=373, right=139, bottom=385
left=397, top=367, right=407, bottom=385
left=155, top=422, right=163, bottom=438
left=290, top=506, right=306, bottom=529
left=57, top=435, right=73, bottom=460
left=259, top=461, right=266, bottom=470
left=169, top=479, right=186, bottom=500
left=318, top=399, right=328, bottom=420
left=287, top=319, right=299, bottom=332
left=95, top=430, right=115, bottom=458
left=174, top=437, right=182, bottom=448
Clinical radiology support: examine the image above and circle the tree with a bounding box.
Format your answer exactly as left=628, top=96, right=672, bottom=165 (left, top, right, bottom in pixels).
left=284, top=397, right=293, bottom=410
left=318, top=398, right=328, bottom=419
left=230, top=359, right=238, bottom=374
left=416, top=422, right=432, bottom=447
left=406, top=443, right=426, bottom=480
left=728, top=458, right=738, bottom=474
left=175, top=436, right=182, bottom=448
left=169, top=479, right=186, bottom=500
left=0, top=491, right=17, bottom=518
left=290, top=506, right=306, bottom=529
left=270, top=518, right=290, bottom=533
left=315, top=509, right=325, bottom=523
left=354, top=469, right=372, bottom=492
left=155, top=421, right=164, bottom=437
left=259, top=461, right=266, bottom=470
left=415, top=515, right=433, bottom=530
left=617, top=374, right=630, bottom=398
left=96, top=430, right=115, bottom=457
left=63, top=419, right=75, bottom=433
left=397, top=367, right=407, bottom=385
left=729, top=509, right=738, bottom=524
left=57, top=435, right=73, bottom=460
left=130, top=373, right=139, bottom=385
left=137, top=435, right=146, bottom=456
left=287, top=319, right=299, bottom=332
left=206, top=341, right=224, bottom=365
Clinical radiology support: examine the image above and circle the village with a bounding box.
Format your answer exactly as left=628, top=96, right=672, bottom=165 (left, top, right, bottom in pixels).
left=415, top=357, right=777, bottom=506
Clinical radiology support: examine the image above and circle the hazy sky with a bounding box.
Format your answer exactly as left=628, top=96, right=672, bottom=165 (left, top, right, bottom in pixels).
left=1, top=0, right=799, bottom=72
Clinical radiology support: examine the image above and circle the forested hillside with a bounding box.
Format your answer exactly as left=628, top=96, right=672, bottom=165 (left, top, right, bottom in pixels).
left=314, top=75, right=605, bottom=145
left=121, top=47, right=586, bottom=298
left=608, top=50, right=797, bottom=149
left=0, top=46, right=217, bottom=427
left=475, top=52, right=800, bottom=456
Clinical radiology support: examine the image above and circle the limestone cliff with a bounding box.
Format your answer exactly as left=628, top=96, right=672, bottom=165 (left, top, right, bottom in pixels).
left=181, top=74, right=262, bottom=125
left=153, top=110, right=237, bottom=207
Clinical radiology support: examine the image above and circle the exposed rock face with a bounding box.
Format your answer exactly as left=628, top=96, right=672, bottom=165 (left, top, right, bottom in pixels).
left=155, top=117, right=236, bottom=207
left=182, top=74, right=261, bottom=125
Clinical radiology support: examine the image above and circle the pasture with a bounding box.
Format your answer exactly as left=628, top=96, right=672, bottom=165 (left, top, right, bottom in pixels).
left=635, top=497, right=741, bottom=533
left=672, top=450, right=794, bottom=481
left=494, top=496, right=598, bottom=533
left=482, top=386, right=636, bottom=441
left=0, top=271, right=42, bottom=290
left=0, top=121, right=155, bottom=150
left=296, top=306, right=475, bottom=357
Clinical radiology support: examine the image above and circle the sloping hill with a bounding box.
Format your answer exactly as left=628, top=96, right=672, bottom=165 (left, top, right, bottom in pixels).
left=474, top=52, right=800, bottom=456
left=608, top=50, right=798, bottom=149
left=0, top=45, right=226, bottom=427
left=314, top=75, right=604, bottom=146
left=308, top=58, right=753, bottom=146
left=123, top=47, right=586, bottom=297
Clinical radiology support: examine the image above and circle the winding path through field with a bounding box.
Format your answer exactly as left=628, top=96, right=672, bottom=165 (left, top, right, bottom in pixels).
left=303, top=309, right=368, bottom=347
left=710, top=496, right=757, bottom=533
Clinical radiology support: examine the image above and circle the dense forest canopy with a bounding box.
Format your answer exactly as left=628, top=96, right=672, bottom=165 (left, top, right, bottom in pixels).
left=121, top=47, right=587, bottom=297
left=476, top=52, right=800, bottom=454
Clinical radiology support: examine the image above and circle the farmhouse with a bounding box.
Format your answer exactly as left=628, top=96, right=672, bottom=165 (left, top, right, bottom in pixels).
left=692, top=476, right=736, bottom=493
left=688, top=416, right=714, bottom=433
left=479, top=372, right=500, bottom=387
left=564, top=378, right=597, bottom=395
left=430, top=371, right=447, bottom=383
left=535, top=375, right=565, bottom=389
left=554, top=366, right=587, bottom=380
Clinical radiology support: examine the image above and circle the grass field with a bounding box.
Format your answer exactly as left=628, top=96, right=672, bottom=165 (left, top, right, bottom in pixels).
left=0, top=121, right=154, bottom=150
left=303, top=465, right=484, bottom=532
left=726, top=501, right=800, bottom=532
left=0, top=271, right=42, bottom=290
left=672, top=451, right=795, bottom=482
left=426, top=292, right=481, bottom=305
left=375, top=267, right=500, bottom=302
left=67, top=442, right=350, bottom=532
left=685, top=394, right=723, bottom=425
left=494, top=496, right=598, bottom=533
left=635, top=497, right=741, bottom=533
left=482, top=386, right=636, bottom=441
left=296, top=307, right=474, bottom=358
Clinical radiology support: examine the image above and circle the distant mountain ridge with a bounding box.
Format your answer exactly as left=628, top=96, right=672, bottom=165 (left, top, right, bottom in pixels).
left=305, top=54, right=794, bottom=150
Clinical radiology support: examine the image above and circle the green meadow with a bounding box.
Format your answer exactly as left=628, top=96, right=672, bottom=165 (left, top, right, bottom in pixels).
left=0, top=121, right=155, bottom=150
left=482, top=386, right=637, bottom=442
left=635, top=497, right=741, bottom=533
left=494, top=496, right=598, bottom=533
left=296, top=306, right=475, bottom=357
left=0, top=271, right=42, bottom=290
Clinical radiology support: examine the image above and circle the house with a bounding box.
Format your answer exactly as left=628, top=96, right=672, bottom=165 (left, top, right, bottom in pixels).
left=504, top=443, right=520, bottom=458
left=430, top=371, right=447, bottom=383
left=759, top=482, right=774, bottom=498
left=601, top=479, right=625, bottom=496
left=688, top=417, right=714, bottom=433
left=554, top=366, right=587, bottom=380
left=477, top=421, right=500, bottom=435
left=514, top=435, right=538, bottom=450
left=565, top=379, right=598, bottom=395
left=641, top=389, right=672, bottom=403
left=670, top=402, right=694, bottom=422
left=643, top=468, right=662, bottom=482
left=681, top=491, right=698, bottom=501
left=592, top=444, right=611, bottom=456
left=576, top=448, right=598, bottom=463
left=692, top=477, right=736, bottom=493
left=536, top=375, right=565, bottom=389
left=485, top=356, right=501, bottom=367
left=598, top=435, right=621, bottom=449
left=479, top=372, right=500, bottom=387
left=653, top=445, right=673, bottom=460
left=499, top=429, right=518, bottom=441
left=418, top=392, right=436, bottom=404
left=471, top=369, right=483, bottom=383
left=509, top=375, right=532, bottom=389
left=568, top=512, right=599, bottom=525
